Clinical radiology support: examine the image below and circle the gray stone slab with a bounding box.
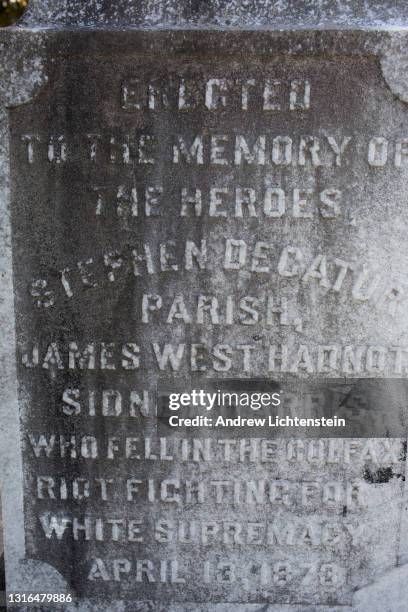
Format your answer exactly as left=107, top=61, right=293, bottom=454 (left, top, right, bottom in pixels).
left=17, top=0, right=408, bottom=29
left=2, top=5, right=408, bottom=612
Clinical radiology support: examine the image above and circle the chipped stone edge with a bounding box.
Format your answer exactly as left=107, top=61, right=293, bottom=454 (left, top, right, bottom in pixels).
left=380, top=31, right=408, bottom=104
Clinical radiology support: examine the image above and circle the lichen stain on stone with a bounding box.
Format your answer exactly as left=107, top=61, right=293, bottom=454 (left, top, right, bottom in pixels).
left=363, top=466, right=404, bottom=483
left=400, top=439, right=407, bottom=462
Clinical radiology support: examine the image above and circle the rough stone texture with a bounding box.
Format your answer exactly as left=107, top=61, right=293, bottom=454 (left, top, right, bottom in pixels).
left=17, top=0, right=408, bottom=28
left=2, top=3, right=408, bottom=612
left=0, top=29, right=48, bottom=598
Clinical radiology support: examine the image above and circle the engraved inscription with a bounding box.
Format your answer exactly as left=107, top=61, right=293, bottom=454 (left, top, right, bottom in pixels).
left=9, top=54, right=408, bottom=604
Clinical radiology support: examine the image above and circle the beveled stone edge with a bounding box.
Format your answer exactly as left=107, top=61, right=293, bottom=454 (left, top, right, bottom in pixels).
left=0, top=28, right=48, bottom=597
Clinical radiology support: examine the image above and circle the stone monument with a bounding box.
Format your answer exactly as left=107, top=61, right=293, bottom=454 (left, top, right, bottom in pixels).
left=2, top=1, right=408, bottom=610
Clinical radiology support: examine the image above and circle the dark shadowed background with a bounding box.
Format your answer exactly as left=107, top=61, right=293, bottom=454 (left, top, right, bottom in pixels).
left=0, top=0, right=28, bottom=26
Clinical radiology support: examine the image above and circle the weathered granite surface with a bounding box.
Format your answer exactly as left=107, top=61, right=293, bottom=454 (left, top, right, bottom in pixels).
left=2, top=2, right=408, bottom=611
left=17, top=0, right=408, bottom=28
